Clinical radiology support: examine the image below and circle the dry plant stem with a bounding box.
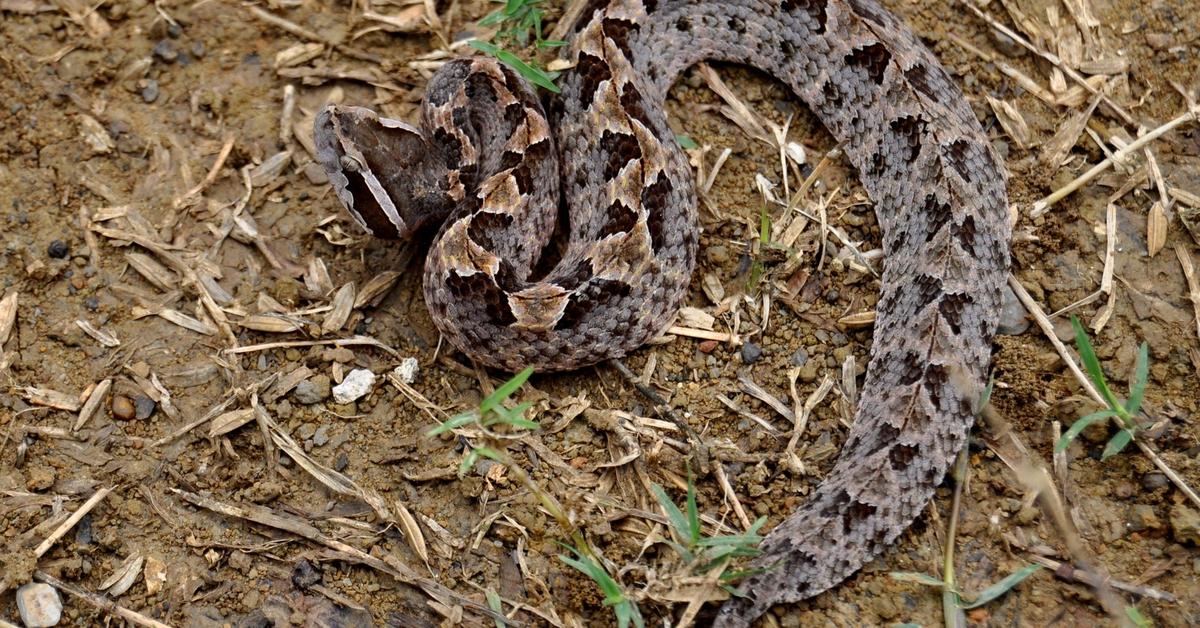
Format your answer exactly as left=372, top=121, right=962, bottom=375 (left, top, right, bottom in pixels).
left=33, top=570, right=172, bottom=628
left=961, top=1, right=1133, bottom=126
left=1021, top=554, right=1175, bottom=602
left=1007, top=275, right=1200, bottom=509
left=171, top=488, right=512, bottom=625
left=609, top=359, right=710, bottom=472
left=1176, top=245, right=1200, bottom=342
left=1030, top=105, right=1200, bottom=217
left=33, top=486, right=112, bottom=557
left=942, top=446, right=969, bottom=628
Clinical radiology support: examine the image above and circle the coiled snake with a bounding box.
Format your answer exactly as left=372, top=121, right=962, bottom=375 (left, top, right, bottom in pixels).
left=313, top=0, right=1010, bottom=624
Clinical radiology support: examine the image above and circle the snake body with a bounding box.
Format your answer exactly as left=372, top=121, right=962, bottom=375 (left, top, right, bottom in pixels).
left=314, top=0, right=1010, bottom=624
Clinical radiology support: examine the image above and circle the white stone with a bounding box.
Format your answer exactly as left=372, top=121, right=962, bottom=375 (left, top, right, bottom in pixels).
left=16, top=583, right=62, bottom=627
left=332, top=368, right=376, bottom=404
left=392, top=357, right=419, bottom=384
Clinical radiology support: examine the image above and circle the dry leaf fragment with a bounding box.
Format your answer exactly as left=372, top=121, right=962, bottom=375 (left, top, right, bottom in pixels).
left=99, top=553, right=144, bottom=597
left=239, top=314, right=304, bottom=333
left=0, top=291, right=17, bottom=346
left=986, top=96, right=1032, bottom=149
left=143, top=555, right=167, bottom=595
left=354, top=271, right=402, bottom=308
left=23, top=386, right=82, bottom=411
left=1147, top=201, right=1167, bottom=257
left=78, top=114, right=114, bottom=154
left=322, top=282, right=356, bottom=335
left=74, top=378, right=112, bottom=431
left=274, top=42, right=324, bottom=69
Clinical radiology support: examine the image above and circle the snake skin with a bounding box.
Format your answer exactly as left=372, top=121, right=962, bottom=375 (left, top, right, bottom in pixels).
left=313, top=0, right=1011, bottom=624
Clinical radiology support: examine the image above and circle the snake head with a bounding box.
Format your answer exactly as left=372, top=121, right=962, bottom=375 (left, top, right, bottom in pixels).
left=313, top=105, right=455, bottom=240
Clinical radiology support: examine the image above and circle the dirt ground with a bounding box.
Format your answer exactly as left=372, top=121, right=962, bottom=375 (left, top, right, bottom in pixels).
left=1, top=0, right=1199, bottom=626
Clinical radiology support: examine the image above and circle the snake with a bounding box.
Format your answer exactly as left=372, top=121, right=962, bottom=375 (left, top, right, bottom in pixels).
left=312, top=0, right=1011, bottom=624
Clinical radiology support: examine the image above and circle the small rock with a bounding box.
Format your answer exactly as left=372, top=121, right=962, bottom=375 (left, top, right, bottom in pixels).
left=741, top=341, right=763, bottom=364
left=293, top=375, right=331, bottom=404
left=26, top=467, right=55, bottom=492
left=1141, top=473, right=1169, bottom=491
left=996, top=285, right=1030, bottom=335
left=1127, top=504, right=1162, bottom=532
left=698, top=339, right=718, bottom=354
left=16, top=582, right=62, bottom=627
left=1145, top=32, right=1174, bottom=50
left=392, top=357, right=419, bottom=384
left=191, top=41, right=206, bottom=58
left=152, top=40, right=177, bottom=63
left=84, top=296, right=99, bottom=311
left=141, top=80, right=159, bottom=103
left=332, top=369, right=376, bottom=404
left=1169, top=504, right=1200, bottom=545
left=111, top=395, right=136, bottom=420
left=302, top=162, right=329, bottom=185
left=334, top=453, right=349, bottom=472
left=46, top=240, right=69, bottom=259
left=291, top=559, right=322, bottom=589
left=312, top=425, right=329, bottom=447
left=706, top=245, right=730, bottom=264
left=790, top=348, right=809, bottom=366
left=823, top=289, right=839, bottom=304
left=134, top=395, right=157, bottom=420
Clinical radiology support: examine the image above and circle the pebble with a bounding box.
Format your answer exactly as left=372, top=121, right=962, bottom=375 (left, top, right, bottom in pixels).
left=313, top=425, right=329, bottom=447
left=996, top=284, right=1029, bottom=335
left=134, top=395, right=157, bottom=420
left=823, top=288, right=839, bottom=304
left=790, top=348, right=809, bottom=366
left=111, top=395, right=136, bottom=420
left=16, top=583, right=62, bottom=627
left=392, top=357, right=419, bottom=384
left=332, top=369, right=376, bottom=404
left=1142, top=472, right=1169, bottom=491
left=741, top=341, right=763, bottom=364
left=1170, top=504, right=1200, bottom=545
left=293, top=375, right=331, bottom=404
left=141, top=80, right=159, bottom=103
left=291, top=559, right=322, bottom=589
left=1127, top=504, right=1162, bottom=532
left=47, top=240, right=69, bottom=259
left=152, top=40, right=177, bottom=63
left=84, top=296, right=99, bottom=311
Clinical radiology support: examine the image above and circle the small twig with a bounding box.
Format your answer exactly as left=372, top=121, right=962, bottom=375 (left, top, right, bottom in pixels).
left=608, top=359, right=710, bottom=473
left=1008, top=275, right=1200, bottom=509
left=33, top=486, right=113, bottom=557
left=34, top=571, right=172, bottom=628
left=1176, top=245, right=1200, bottom=343
left=961, top=1, right=1134, bottom=125
left=1030, top=105, right=1200, bottom=217
left=1022, top=554, right=1176, bottom=602
left=942, top=445, right=970, bottom=628
left=224, top=335, right=400, bottom=357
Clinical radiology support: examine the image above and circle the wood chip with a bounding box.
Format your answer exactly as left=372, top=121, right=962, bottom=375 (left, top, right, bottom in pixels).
left=354, top=270, right=402, bottom=308
left=209, top=408, right=256, bottom=438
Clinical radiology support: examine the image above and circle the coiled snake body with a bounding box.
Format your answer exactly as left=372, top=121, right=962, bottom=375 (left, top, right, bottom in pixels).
left=314, top=0, right=1010, bottom=624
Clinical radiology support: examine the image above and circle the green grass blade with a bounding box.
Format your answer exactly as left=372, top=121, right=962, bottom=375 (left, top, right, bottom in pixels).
left=889, top=571, right=947, bottom=588
left=1101, top=428, right=1134, bottom=460
left=1070, top=315, right=1122, bottom=411
left=685, top=478, right=701, bottom=546
left=479, top=366, right=534, bottom=415
left=960, top=564, right=1041, bottom=609
left=1125, top=605, right=1153, bottom=628
left=1126, top=342, right=1149, bottom=417
left=976, top=376, right=995, bottom=415
left=426, top=412, right=478, bottom=437
left=650, top=484, right=693, bottom=545
left=485, top=589, right=506, bottom=628
left=1054, top=409, right=1118, bottom=452
left=675, top=134, right=699, bottom=149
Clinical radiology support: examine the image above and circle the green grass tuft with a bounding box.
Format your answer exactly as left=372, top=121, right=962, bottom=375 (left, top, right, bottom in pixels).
left=1053, top=315, right=1149, bottom=459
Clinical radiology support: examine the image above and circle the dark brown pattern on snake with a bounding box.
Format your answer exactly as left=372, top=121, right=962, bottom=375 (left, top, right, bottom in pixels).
left=312, top=0, right=1011, bottom=624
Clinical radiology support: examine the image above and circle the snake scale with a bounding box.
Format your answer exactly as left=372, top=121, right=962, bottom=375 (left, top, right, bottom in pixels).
left=313, top=0, right=1010, bottom=624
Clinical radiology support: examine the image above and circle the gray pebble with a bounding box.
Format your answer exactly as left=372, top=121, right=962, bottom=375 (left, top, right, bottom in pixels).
left=1142, top=473, right=1169, bottom=491
left=133, top=395, right=157, bottom=420
left=790, top=348, right=809, bottom=367
left=741, top=341, right=763, bottom=364
left=153, top=40, right=177, bottom=63
left=313, top=425, right=329, bottom=447
left=141, top=80, right=159, bottom=103
left=996, top=284, right=1030, bottom=335
left=293, top=375, right=331, bottom=404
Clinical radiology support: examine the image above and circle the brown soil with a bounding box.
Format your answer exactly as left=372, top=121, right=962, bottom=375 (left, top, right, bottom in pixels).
left=1, top=0, right=1198, bottom=626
